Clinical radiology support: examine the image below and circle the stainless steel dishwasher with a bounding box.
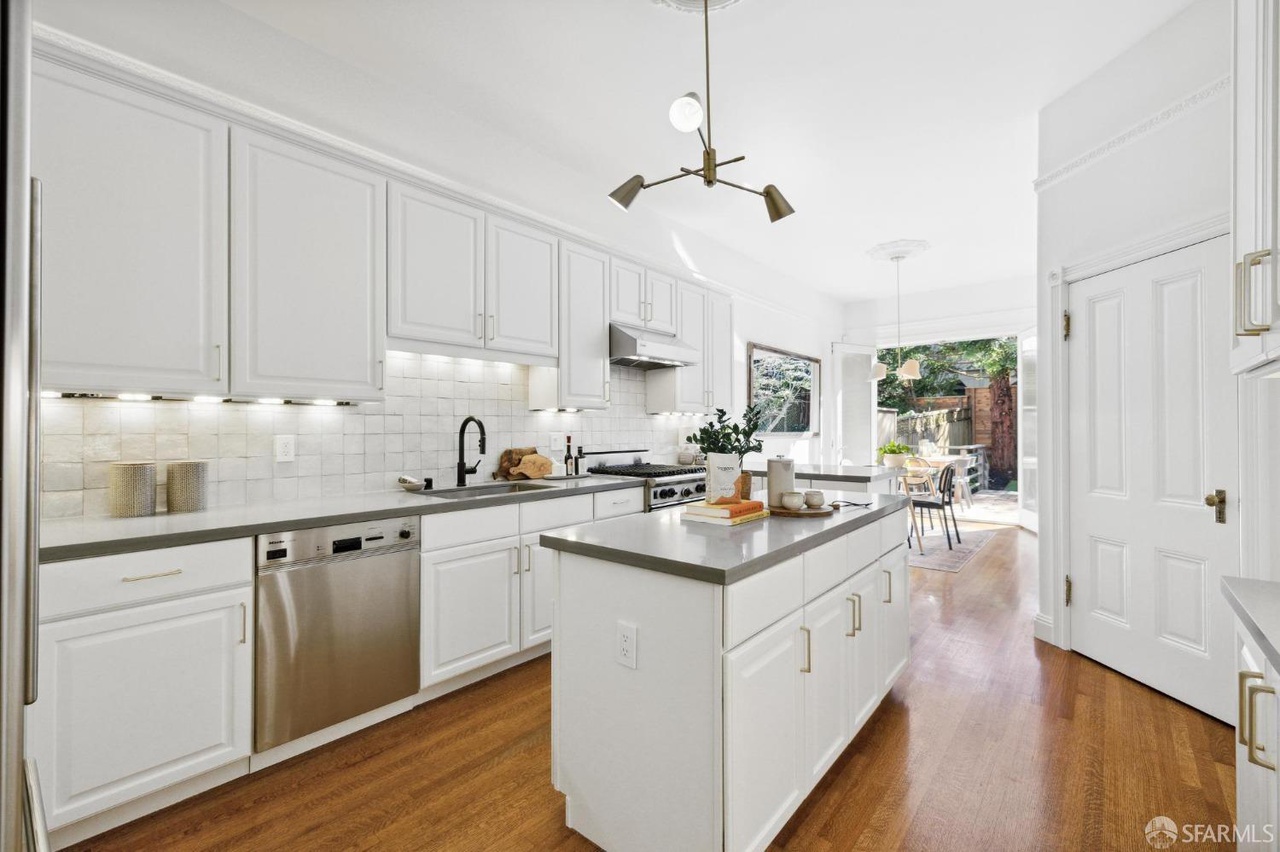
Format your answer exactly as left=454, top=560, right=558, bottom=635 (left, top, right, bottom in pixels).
left=255, top=517, right=420, bottom=752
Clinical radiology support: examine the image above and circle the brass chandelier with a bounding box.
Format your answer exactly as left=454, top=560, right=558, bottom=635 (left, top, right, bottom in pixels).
left=608, top=0, right=795, bottom=223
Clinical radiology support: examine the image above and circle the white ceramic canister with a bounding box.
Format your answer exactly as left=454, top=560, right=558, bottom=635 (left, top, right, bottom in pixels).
left=766, top=456, right=795, bottom=508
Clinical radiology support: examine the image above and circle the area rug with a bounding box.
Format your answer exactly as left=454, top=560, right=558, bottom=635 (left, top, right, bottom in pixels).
left=908, top=529, right=995, bottom=573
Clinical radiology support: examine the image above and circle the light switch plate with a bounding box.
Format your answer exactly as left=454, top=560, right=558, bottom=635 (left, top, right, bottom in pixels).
left=274, top=435, right=296, bottom=463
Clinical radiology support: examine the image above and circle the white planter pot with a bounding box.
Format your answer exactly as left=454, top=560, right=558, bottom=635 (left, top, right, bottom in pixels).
left=705, top=452, right=742, bottom=504
left=882, top=453, right=907, bottom=469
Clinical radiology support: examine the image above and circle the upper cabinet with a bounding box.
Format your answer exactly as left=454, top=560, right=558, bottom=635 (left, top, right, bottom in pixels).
left=1232, top=1, right=1280, bottom=374
left=485, top=216, right=559, bottom=358
left=33, top=61, right=230, bottom=396
left=646, top=282, right=734, bottom=415
left=707, top=290, right=734, bottom=410
left=388, top=182, right=485, bottom=349
left=230, top=129, right=387, bottom=400
left=610, top=260, right=679, bottom=336
left=530, top=241, right=609, bottom=411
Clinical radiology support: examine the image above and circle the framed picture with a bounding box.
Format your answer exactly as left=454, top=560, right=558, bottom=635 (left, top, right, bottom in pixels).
left=748, top=343, right=820, bottom=434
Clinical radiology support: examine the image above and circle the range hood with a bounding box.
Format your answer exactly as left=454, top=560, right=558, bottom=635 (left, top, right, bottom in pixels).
left=609, top=323, right=699, bottom=370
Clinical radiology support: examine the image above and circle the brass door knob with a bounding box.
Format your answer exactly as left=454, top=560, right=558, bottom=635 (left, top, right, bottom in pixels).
left=1204, top=493, right=1221, bottom=507
left=1205, top=489, right=1227, bottom=524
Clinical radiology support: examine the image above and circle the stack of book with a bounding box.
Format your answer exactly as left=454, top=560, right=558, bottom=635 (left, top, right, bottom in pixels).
left=682, top=500, right=769, bottom=526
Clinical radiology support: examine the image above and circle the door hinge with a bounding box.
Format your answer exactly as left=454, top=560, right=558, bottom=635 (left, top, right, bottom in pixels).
left=1062, top=310, right=1071, bottom=339
left=1064, top=575, right=1073, bottom=607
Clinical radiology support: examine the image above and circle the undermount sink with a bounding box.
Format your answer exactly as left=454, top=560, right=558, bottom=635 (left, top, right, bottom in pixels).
left=429, top=482, right=557, bottom=500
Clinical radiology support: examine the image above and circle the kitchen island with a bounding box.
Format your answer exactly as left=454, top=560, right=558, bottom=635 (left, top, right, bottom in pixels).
left=542, top=493, right=910, bottom=852
left=744, top=463, right=901, bottom=494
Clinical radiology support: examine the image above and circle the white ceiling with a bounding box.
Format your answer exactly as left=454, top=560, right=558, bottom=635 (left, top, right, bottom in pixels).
left=39, top=0, right=1198, bottom=302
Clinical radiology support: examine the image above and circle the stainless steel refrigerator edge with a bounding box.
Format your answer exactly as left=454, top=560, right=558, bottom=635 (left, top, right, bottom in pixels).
left=2, top=0, right=48, bottom=847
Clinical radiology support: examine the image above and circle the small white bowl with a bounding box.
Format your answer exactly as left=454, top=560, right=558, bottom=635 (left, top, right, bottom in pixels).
left=780, top=491, right=805, bottom=511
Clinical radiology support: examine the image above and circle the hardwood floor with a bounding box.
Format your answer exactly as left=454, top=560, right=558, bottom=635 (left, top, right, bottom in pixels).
left=71, top=524, right=1234, bottom=851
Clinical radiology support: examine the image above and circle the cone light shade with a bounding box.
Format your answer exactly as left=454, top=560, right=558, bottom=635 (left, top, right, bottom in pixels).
left=763, top=185, right=795, bottom=222
left=896, top=358, right=922, bottom=381
left=608, top=175, right=645, bottom=211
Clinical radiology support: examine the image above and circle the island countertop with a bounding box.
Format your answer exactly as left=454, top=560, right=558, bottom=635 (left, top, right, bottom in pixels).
left=743, top=463, right=901, bottom=483
left=540, top=491, right=907, bottom=585
left=1223, top=577, right=1280, bottom=671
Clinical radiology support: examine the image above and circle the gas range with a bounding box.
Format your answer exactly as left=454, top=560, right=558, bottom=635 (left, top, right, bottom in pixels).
left=587, top=463, right=707, bottom=511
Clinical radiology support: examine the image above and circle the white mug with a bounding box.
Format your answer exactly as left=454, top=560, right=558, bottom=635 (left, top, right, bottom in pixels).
left=780, top=491, right=804, bottom=511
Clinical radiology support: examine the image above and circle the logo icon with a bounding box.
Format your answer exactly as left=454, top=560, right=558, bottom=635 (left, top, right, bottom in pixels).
left=1145, top=816, right=1178, bottom=849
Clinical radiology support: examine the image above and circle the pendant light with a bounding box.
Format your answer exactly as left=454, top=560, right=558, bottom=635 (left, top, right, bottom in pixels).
left=867, top=240, right=930, bottom=382
left=607, top=0, right=794, bottom=223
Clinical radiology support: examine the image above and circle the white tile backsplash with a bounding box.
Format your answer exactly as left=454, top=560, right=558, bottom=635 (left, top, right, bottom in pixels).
left=39, top=353, right=700, bottom=518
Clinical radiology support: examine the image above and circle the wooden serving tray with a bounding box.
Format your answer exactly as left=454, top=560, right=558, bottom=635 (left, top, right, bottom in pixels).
left=768, top=504, right=836, bottom=518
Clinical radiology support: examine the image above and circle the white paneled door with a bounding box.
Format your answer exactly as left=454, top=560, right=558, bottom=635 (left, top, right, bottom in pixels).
left=1068, top=236, right=1237, bottom=722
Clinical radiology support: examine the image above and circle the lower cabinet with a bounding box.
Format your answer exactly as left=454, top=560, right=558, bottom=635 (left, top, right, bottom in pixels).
left=846, top=564, right=882, bottom=733
left=520, top=531, right=558, bottom=648
left=803, top=583, right=851, bottom=786
left=878, top=544, right=910, bottom=691
left=27, top=586, right=253, bottom=829
left=1236, top=622, right=1279, bottom=849
left=421, top=537, right=521, bottom=687
left=725, top=611, right=806, bottom=852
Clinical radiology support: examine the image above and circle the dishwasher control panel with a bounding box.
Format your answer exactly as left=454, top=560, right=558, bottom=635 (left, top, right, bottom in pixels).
left=256, top=517, right=419, bottom=567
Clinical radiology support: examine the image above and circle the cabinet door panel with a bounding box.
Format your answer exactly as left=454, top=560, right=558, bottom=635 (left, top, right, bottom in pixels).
left=878, top=545, right=910, bottom=692
left=847, top=567, right=881, bottom=732
left=231, top=129, right=385, bottom=400
left=486, top=216, right=558, bottom=356
left=422, top=538, right=520, bottom=686
left=676, top=283, right=708, bottom=412
left=27, top=588, right=252, bottom=829
left=707, top=290, right=734, bottom=410
left=804, top=584, right=850, bottom=785
left=611, top=258, right=646, bottom=327
left=558, top=242, right=610, bottom=409
left=1236, top=627, right=1278, bottom=849
left=725, top=610, right=805, bottom=852
left=520, top=533, right=557, bottom=648
left=388, top=183, right=485, bottom=347
left=646, top=270, right=679, bottom=335
left=33, top=62, right=229, bottom=396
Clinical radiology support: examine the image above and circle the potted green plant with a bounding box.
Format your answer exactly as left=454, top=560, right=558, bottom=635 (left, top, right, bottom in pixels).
left=686, top=406, right=765, bottom=504
left=878, top=440, right=911, bottom=469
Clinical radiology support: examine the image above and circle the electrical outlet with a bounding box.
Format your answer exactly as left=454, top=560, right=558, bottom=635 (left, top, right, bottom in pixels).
left=616, top=621, right=638, bottom=670
left=274, top=434, right=296, bottom=463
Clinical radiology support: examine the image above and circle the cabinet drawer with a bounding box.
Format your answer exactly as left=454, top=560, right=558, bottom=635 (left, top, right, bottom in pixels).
left=521, top=494, right=594, bottom=533
left=724, top=557, right=804, bottom=650
left=847, top=523, right=880, bottom=573
left=41, top=538, right=253, bottom=620
left=593, top=488, right=644, bottom=519
left=879, top=509, right=908, bottom=556
left=803, top=537, right=848, bottom=601
left=421, top=504, right=519, bottom=550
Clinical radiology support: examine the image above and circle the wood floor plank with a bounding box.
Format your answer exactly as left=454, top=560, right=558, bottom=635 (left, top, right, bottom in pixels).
left=70, top=525, right=1235, bottom=851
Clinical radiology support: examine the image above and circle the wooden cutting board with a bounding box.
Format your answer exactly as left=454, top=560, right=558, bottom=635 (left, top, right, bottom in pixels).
left=496, top=447, right=537, bottom=480
left=510, top=453, right=553, bottom=480
left=768, top=504, right=836, bottom=518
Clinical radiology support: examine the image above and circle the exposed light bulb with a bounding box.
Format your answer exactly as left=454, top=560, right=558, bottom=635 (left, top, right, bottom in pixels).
left=668, top=92, right=704, bottom=133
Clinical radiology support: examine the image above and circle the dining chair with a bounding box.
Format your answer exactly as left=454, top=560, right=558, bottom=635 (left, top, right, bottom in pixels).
left=952, top=456, right=975, bottom=510
left=899, top=470, right=933, bottom=554
left=909, top=464, right=962, bottom=550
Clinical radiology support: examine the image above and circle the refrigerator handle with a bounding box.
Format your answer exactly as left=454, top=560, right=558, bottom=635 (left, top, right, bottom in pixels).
left=22, top=760, right=49, bottom=852
left=24, top=178, right=39, bottom=706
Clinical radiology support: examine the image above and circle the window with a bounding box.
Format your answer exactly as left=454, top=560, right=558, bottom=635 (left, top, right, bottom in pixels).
left=748, top=343, right=820, bottom=434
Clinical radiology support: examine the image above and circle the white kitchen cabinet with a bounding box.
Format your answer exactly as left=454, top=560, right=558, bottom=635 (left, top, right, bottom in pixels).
left=802, top=583, right=850, bottom=787
left=27, top=587, right=252, bottom=829
left=528, top=241, right=609, bottom=410
left=646, top=282, right=717, bottom=414
left=1235, top=623, right=1279, bottom=850
left=421, top=537, right=521, bottom=686
left=231, top=128, right=386, bottom=401
left=519, top=531, right=558, bottom=648
left=485, top=216, right=558, bottom=357
left=645, top=270, right=679, bottom=335
left=724, top=609, right=806, bottom=852
left=1232, top=0, right=1280, bottom=373
left=610, top=257, right=647, bottom=328
left=33, top=61, right=229, bottom=397
left=387, top=182, right=485, bottom=349
left=846, top=565, right=882, bottom=733
left=878, top=544, right=910, bottom=692
left=707, top=289, right=734, bottom=410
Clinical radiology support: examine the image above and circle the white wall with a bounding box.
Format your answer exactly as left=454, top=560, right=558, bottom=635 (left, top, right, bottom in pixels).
left=843, top=276, right=1036, bottom=348
left=1033, top=0, right=1231, bottom=645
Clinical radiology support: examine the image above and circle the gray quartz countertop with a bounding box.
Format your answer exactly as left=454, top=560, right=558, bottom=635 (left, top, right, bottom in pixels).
left=540, top=491, right=908, bottom=585
left=743, top=463, right=901, bottom=483
left=40, top=476, right=643, bottom=563
left=1223, top=577, right=1280, bottom=670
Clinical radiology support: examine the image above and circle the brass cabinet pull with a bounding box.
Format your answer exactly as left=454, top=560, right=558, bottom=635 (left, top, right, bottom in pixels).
left=1249, top=683, right=1277, bottom=770
left=475, top=313, right=483, bottom=340
left=214, top=343, right=222, bottom=382
left=846, top=594, right=862, bottom=637
left=1237, top=250, right=1273, bottom=335
left=1241, top=670, right=1266, bottom=745
left=487, top=314, right=496, bottom=340
left=883, top=569, right=892, bottom=603
left=239, top=602, right=247, bottom=644
left=121, top=568, right=183, bottom=583
left=523, top=545, right=532, bottom=573
left=26, top=179, right=43, bottom=706
left=800, top=626, right=811, bottom=673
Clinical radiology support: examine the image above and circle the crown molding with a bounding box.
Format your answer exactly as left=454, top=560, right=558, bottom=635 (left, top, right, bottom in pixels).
left=31, top=24, right=831, bottom=326
left=1033, top=75, right=1230, bottom=193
